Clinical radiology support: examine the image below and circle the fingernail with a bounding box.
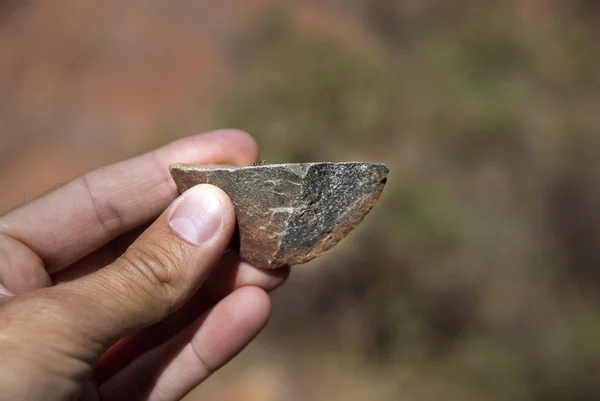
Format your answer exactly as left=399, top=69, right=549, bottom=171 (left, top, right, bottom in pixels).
left=169, top=185, right=223, bottom=244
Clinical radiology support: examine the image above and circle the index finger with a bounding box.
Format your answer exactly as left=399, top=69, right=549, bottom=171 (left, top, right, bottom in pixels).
left=0, top=130, right=258, bottom=272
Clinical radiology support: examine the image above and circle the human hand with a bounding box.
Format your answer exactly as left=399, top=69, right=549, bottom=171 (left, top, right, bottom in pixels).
left=0, top=130, right=289, bottom=401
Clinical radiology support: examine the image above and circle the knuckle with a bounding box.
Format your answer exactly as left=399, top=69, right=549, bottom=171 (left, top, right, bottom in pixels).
left=0, top=291, right=78, bottom=349
left=79, top=173, right=125, bottom=237
left=0, top=232, right=50, bottom=293
left=1, top=291, right=67, bottom=326
left=115, top=241, right=183, bottom=314
left=0, top=292, right=98, bottom=382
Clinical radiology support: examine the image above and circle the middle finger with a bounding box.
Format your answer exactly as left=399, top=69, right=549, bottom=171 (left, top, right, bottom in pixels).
left=92, top=251, right=289, bottom=384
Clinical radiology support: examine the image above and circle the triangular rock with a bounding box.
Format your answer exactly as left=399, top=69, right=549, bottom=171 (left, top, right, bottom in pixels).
left=170, top=162, right=388, bottom=269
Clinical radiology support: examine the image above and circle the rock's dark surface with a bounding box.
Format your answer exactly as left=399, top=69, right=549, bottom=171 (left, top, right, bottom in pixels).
left=170, top=162, right=389, bottom=269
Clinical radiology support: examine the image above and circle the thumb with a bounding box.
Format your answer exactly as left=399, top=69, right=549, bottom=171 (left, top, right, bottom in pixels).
left=34, top=184, right=235, bottom=358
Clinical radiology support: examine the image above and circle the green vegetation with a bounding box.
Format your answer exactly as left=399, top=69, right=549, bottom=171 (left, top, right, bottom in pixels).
left=216, top=2, right=600, bottom=400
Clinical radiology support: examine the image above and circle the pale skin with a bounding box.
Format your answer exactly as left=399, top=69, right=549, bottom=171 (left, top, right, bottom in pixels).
left=0, top=130, right=289, bottom=400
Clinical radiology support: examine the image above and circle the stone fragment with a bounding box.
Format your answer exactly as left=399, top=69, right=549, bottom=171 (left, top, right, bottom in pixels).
left=170, top=162, right=388, bottom=269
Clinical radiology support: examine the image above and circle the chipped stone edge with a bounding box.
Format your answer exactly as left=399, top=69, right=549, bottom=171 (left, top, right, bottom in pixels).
left=170, top=162, right=389, bottom=269
left=270, top=165, right=389, bottom=267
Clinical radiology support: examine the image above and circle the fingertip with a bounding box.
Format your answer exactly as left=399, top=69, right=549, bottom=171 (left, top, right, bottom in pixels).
left=234, top=262, right=291, bottom=292
left=213, top=286, right=272, bottom=338
left=209, top=185, right=237, bottom=239
left=236, top=286, right=272, bottom=324
left=205, top=253, right=291, bottom=299
left=167, top=184, right=236, bottom=246
left=158, top=129, right=259, bottom=168
left=207, top=129, right=259, bottom=165
left=195, top=184, right=237, bottom=235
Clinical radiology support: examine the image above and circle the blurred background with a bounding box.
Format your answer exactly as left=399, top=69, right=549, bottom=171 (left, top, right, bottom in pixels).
left=1, top=0, right=600, bottom=400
